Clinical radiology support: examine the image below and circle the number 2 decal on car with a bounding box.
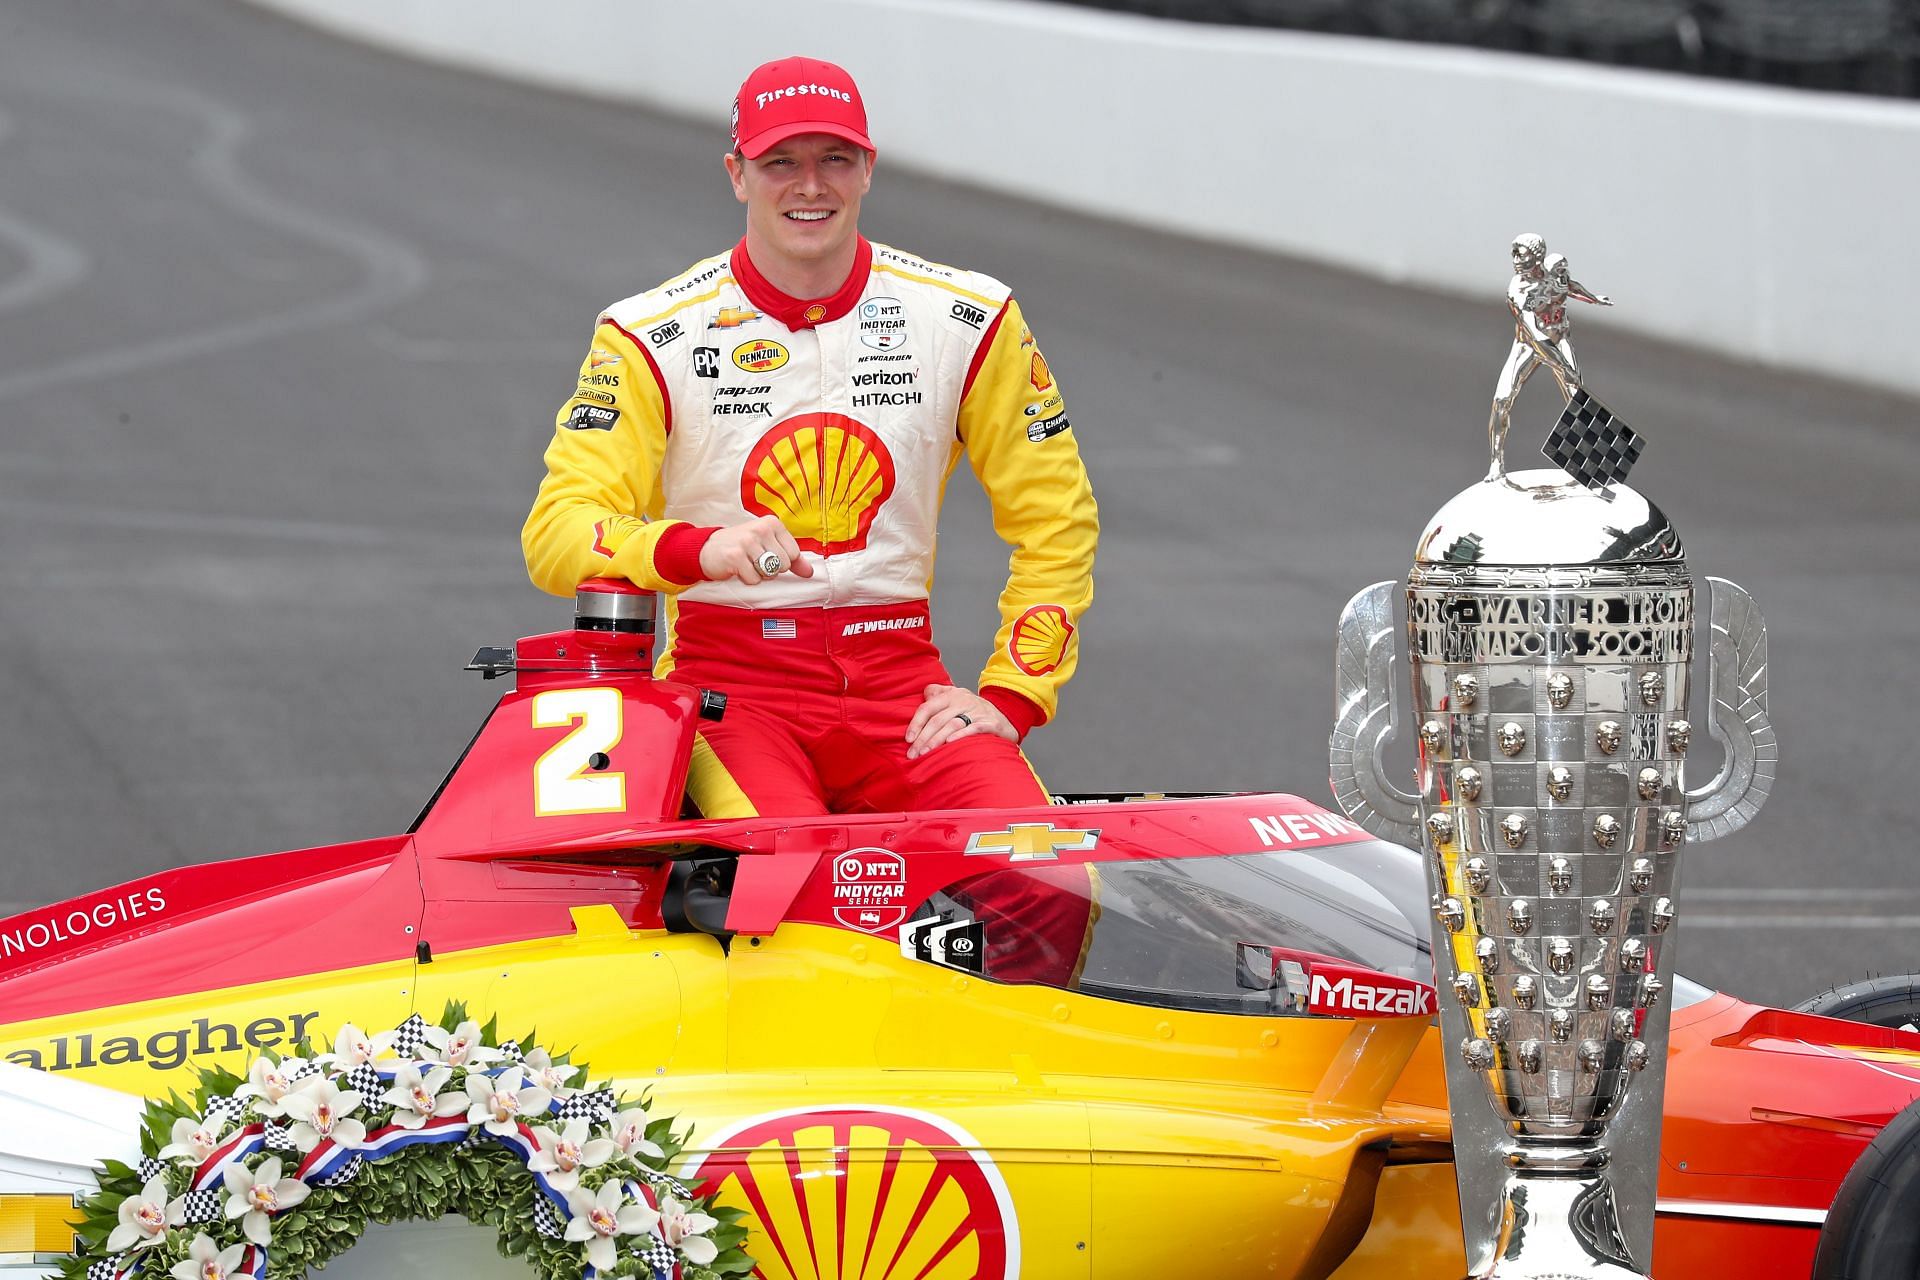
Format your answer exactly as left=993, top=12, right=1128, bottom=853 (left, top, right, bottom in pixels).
left=531, top=687, right=626, bottom=816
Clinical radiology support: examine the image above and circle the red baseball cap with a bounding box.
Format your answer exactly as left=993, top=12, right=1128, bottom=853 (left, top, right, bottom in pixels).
left=731, top=56, right=874, bottom=159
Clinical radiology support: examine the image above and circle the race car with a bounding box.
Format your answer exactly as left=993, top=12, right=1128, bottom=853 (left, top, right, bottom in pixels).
left=2, top=581, right=1917, bottom=1280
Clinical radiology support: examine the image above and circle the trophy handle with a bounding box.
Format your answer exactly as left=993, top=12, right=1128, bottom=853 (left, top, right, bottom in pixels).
left=1330, top=581, right=1422, bottom=846
left=1684, top=576, right=1778, bottom=841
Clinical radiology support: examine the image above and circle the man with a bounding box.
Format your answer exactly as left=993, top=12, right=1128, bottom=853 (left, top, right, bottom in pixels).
left=522, top=56, right=1098, bottom=828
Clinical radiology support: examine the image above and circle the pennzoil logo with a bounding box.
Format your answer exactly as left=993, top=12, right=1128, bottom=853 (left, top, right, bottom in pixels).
left=708, top=306, right=761, bottom=329
left=682, top=1106, right=1019, bottom=1280
left=741, top=413, right=896, bottom=556
left=1008, top=603, right=1074, bottom=677
left=732, top=339, right=789, bottom=372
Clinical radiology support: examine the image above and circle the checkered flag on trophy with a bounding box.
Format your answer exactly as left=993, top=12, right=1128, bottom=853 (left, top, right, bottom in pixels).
left=1543, top=387, right=1643, bottom=492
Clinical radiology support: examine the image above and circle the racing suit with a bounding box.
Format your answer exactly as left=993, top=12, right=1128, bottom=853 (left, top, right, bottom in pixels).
left=523, top=235, right=1099, bottom=826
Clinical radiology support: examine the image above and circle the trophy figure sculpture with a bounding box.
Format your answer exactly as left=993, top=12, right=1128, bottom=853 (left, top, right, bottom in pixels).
left=1330, top=235, right=1777, bottom=1277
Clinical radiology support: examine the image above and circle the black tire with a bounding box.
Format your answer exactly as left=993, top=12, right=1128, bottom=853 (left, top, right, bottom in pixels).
left=1813, top=1096, right=1920, bottom=1279
left=1795, top=975, right=1920, bottom=1032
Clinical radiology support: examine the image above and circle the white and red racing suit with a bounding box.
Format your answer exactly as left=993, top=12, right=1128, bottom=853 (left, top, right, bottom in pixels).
left=523, top=236, right=1099, bottom=828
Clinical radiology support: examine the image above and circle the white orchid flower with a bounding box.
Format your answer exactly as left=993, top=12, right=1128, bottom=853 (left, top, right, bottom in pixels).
left=657, top=1193, right=720, bottom=1266
left=315, top=1022, right=375, bottom=1069
left=379, top=1063, right=470, bottom=1131
left=234, top=1057, right=299, bottom=1118
left=464, top=1066, right=551, bottom=1137
left=281, top=1078, right=366, bottom=1152
left=221, top=1155, right=310, bottom=1247
left=156, top=1115, right=229, bottom=1164
left=563, top=1180, right=658, bottom=1273
left=106, top=1174, right=175, bottom=1251
left=525, top=1118, right=616, bottom=1193
left=520, top=1047, right=582, bottom=1097
left=422, top=1019, right=500, bottom=1067
left=608, top=1107, right=664, bottom=1162
left=169, top=1233, right=249, bottom=1280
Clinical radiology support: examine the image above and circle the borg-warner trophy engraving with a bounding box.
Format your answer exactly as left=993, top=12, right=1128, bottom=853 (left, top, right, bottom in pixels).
left=1330, top=237, right=1777, bottom=1278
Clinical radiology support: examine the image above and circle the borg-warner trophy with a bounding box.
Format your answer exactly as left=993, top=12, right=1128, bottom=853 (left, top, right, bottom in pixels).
left=1330, top=235, right=1777, bottom=1277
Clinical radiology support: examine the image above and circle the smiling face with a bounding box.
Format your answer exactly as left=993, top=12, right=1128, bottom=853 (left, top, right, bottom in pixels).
left=725, top=132, right=873, bottom=295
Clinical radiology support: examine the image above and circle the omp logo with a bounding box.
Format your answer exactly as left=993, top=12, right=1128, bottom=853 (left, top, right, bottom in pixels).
left=647, top=320, right=683, bottom=347
left=951, top=300, right=988, bottom=328
left=1306, top=969, right=1436, bottom=1019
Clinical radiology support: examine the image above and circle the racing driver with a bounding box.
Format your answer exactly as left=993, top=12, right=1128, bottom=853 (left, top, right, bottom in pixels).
left=523, top=56, right=1099, bottom=842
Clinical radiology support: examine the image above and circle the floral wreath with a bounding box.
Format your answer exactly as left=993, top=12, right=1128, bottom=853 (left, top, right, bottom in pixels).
left=58, top=1004, right=752, bottom=1280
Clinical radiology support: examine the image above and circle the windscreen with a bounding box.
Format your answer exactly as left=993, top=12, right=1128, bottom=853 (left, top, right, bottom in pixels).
left=905, top=838, right=1434, bottom=1016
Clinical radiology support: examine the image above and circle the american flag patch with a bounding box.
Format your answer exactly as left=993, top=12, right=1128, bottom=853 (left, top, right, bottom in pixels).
left=761, top=618, right=797, bottom=640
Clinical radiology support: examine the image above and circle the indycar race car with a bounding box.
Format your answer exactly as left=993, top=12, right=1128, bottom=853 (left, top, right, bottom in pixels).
left=3, top=580, right=1918, bottom=1280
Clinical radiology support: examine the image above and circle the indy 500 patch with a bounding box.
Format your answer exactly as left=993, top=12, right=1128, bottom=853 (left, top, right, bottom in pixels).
left=564, top=403, right=619, bottom=431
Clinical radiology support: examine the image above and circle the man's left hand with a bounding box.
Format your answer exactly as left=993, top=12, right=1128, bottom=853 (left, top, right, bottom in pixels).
left=906, top=684, right=1014, bottom=760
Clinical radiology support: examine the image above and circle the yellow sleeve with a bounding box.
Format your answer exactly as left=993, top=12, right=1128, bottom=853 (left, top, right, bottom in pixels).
left=956, top=298, right=1099, bottom=725
left=521, top=321, right=699, bottom=597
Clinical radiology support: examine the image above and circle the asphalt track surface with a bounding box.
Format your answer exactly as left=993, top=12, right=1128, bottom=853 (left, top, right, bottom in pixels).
left=1, top=0, right=1915, bottom=1009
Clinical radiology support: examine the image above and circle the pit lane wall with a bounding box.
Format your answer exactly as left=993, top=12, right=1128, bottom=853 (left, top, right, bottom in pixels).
left=244, top=0, right=1920, bottom=397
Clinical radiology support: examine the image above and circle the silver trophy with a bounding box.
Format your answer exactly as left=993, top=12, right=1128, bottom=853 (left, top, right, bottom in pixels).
left=1330, top=236, right=1777, bottom=1278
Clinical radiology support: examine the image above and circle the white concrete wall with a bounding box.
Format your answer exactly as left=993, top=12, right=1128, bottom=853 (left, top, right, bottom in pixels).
left=246, top=0, right=1920, bottom=397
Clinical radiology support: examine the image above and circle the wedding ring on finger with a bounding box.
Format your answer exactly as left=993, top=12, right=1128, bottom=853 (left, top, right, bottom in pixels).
left=954, top=711, right=973, bottom=727
left=756, top=550, right=786, bottom=577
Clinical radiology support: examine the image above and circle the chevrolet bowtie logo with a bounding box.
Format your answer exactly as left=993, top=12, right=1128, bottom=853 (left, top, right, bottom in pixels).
left=963, top=823, right=1100, bottom=862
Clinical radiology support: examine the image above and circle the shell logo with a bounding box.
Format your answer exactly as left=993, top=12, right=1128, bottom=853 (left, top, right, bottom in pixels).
left=1028, top=352, right=1052, bottom=393
left=741, top=414, right=896, bottom=556
left=1008, top=604, right=1074, bottom=677
left=734, top=339, right=791, bottom=373
left=682, top=1106, right=1019, bottom=1280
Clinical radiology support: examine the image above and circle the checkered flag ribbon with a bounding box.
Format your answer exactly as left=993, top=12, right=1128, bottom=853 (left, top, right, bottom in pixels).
left=643, top=1171, right=692, bottom=1200
left=1543, top=387, right=1644, bottom=492
left=204, top=1093, right=248, bottom=1128
left=531, top=1193, right=565, bottom=1239
left=86, top=1253, right=125, bottom=1280
left=632, top=1232, right=679, bottom=1279
left=176, top=1188, right=225, bottom=1223
left=263, top=1120, right=298, bottom=1151
left=285, top=1057, right=322, bottom=1082
left=495, top=1039, right=524, bottom=1064
left=343, top=1062, right=382, bottom=1098
left=556, top=1088, right=616, bottom=1122
left=389, top=1013, right=430, bottom=1058
left=135, top=1156, right=168, bottom=1182
left=318, top=1155, right=365, bottom=1186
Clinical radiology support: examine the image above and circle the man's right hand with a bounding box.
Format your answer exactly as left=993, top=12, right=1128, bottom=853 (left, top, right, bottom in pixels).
left=698, top=515, right=814, bottom=584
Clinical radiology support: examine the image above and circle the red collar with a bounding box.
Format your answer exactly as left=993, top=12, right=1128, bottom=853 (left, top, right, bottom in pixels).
left=731, top=236, right=872, bottom=331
